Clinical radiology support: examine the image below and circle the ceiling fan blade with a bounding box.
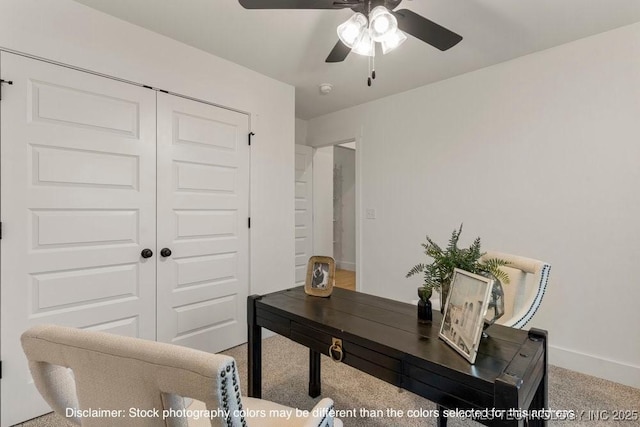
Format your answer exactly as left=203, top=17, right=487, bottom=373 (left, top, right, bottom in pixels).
left=392, top=9, right=462, bottom=51
left=239, top=0, right=357, bottom=9
left=325, top=40, right=351, bottom=63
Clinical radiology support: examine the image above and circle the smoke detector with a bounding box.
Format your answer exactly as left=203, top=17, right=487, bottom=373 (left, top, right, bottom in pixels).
left=319, top=83, right=333, bottom=95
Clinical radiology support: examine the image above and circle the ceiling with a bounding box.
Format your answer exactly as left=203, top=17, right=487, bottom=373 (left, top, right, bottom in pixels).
left=73, top=0, right=640, bottom=119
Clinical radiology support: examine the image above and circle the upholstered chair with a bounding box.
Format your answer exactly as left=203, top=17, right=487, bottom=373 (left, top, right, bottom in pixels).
left=21, top=324, right=342, bottom=427
left=480, top=250, right=551, bottom=329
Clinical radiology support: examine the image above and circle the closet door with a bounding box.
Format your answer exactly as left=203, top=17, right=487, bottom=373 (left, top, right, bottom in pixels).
left=294, top=144, right=313, bottom=285
left=156, top=93, right=249, bottom=352
left=0, top=52, right=157, bottom=426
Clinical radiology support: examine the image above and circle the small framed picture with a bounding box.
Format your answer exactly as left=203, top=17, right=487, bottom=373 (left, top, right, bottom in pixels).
left=439, top=268, right=493, bottom=364
left=304, top=256, right=336, bottom=297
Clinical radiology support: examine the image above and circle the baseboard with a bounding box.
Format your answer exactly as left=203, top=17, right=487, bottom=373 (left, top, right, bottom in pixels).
left=262, top=329, right=276, bottom=339
left=336, top=260, right=356, bottom=271
left=549, top=344, right=640, bottom=389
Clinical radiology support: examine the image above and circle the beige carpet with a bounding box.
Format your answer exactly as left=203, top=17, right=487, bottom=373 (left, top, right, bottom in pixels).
left=18, top=335, right=640, bottom=427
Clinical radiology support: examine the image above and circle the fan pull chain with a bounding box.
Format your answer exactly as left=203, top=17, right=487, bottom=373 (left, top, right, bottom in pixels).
left=367, top=52, right=377, bottom=87
left=366, top=0, right=375, bottom=87
left=372, top=55, right=376, bottom=80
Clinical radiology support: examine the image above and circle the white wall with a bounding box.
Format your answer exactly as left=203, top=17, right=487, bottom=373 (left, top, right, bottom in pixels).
left=313, top=146, right=334, bottom=256
left=307, top=23, right=640, bottom=388
left=333, top=146, right=356, bottom=271
left=295, top=118, right=309, bottom=146
left=0, top=0, right=295, bottom=297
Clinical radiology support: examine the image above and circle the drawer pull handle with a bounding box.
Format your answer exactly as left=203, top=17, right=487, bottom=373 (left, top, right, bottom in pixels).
left=329, top=338, right=344, bottom=363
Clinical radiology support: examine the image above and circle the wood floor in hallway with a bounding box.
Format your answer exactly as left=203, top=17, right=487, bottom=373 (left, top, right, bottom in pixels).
left=334, top=269, right=356, bottom=291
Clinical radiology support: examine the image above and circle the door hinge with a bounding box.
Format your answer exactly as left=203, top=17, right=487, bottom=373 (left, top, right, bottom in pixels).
left=248, top=132, right=255, bottom=146
left=0, top=360, right=3, bottom=379
left=248, top=217, right=251, bottom=228
left=0, top=78, right=13, bottom=101
left=0, top=221, right=3, bottom=239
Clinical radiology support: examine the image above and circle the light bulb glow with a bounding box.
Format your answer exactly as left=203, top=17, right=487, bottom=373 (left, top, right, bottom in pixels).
left=381, top=29, right=407, bottom=54
left=369, top=6, right=398, bottom=42
left=373, top=16, right=390, bottom=34
left=337, top=13, right=368, bottom=48
left=353, top=29, right=375, bottom=57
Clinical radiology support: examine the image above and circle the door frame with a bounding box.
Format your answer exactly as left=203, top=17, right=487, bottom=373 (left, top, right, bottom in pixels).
left=308, top=133, right=363, bottom=292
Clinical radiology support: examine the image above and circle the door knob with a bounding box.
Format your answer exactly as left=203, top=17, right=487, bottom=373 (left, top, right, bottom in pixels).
left=140, top=248, right=153, bottom=259
left=160, top=248, right=172, bottom=258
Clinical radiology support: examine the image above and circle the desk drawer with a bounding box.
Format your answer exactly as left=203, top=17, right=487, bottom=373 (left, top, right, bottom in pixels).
left=290, top=322, right=402, bottom=386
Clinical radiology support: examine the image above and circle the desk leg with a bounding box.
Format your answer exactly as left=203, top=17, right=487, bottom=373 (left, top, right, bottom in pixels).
left=437, top=406, right=447, bottom=427
left=248, top=295, right=262, bottom=398
left=529, top=328, right=549, bottom=427
left=309, top=349, right=322, bottom=397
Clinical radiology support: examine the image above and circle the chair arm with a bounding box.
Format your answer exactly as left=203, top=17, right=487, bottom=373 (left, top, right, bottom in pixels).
left=303, top=398, right=342, bottom=427
left=27, top=361, right=81, bottom=425
left=504, top=263, right=551, bottom=329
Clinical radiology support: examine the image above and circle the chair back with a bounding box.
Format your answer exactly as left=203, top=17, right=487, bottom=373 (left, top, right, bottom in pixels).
left=480, top=251, right=551, bottom=328
left=21, top=324, right=245, bottom=427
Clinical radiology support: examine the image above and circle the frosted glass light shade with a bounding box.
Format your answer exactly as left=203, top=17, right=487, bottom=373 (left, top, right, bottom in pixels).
left=381, top=29, right=407, bottom=54
left=337, top=13, right=368, bottom=48
left=352, top=29, right=374, bottom=57
left=369, top=6, right=398, bottom=42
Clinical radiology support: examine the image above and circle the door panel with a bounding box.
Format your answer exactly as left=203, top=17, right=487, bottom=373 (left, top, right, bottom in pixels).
left=295, top=145, right=313, bottom=285
left=0, top=53, right=157, bottom=426
left=156, top=93, right=249, bottom=353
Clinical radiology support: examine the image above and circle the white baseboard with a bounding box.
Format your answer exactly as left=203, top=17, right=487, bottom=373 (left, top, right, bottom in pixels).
left=262, top=329, right=276, bottom=339
left=336, top=260, right=356, bottom=271
left=549, top=344, right=640, bottom=389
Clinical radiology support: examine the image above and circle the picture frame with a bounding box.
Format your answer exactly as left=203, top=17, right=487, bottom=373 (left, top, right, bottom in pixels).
left=439, top=268, right=494, bottom=364
left=304, top=256, right=336, bottom=297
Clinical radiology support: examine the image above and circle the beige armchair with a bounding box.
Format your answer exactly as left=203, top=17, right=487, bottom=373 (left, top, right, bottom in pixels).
left=21, top=324, right=342, bottom=427
left=480, top=251, right=551, bottom=329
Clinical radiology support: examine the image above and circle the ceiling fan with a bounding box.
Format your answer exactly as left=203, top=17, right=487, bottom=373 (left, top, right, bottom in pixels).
left=238, top=0, right=463, bottom=65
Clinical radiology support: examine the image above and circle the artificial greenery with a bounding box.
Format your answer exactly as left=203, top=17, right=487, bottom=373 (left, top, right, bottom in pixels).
left=407, top=224, right=510, bottom=301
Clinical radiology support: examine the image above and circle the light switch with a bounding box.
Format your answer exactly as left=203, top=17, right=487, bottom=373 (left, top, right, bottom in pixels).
left=366, top=208, right=376, bottom=219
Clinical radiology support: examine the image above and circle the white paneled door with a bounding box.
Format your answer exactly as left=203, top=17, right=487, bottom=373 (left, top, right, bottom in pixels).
left=294, top=145, right=313, bottom=285
left=156, top=93, right=249, bottom=352
left=0, top=52, right=157, bottom=426
left=0, top=53, right=250, bottom=426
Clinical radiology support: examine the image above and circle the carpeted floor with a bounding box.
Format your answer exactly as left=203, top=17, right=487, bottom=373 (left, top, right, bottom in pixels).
left=18, top=335, right=640, bottom=426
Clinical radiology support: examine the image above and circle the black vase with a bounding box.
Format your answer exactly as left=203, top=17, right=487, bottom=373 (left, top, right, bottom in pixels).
left=417, top=298, right=432, bottom=322
left=417, top=287, right=433, bottom=322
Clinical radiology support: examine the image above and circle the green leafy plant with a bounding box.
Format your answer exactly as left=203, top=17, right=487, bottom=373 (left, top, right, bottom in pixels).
left=407, top=224, right=510, bottom=301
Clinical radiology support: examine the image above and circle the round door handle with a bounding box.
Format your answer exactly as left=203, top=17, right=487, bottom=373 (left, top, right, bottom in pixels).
left=140, top=248, right=153, bottom=259
left=160, top=248, right=172, bottom=258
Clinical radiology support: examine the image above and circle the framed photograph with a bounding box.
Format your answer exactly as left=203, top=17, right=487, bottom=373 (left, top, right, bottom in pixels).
left=439, top=268, right=493, bottom=364
left=304, top=256, right=336, bottom=297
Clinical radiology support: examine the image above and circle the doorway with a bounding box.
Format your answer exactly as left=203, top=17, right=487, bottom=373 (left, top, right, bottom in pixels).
left=333, top=142, right=357, bottom=291
left=294, top=139, right=360, bottom=292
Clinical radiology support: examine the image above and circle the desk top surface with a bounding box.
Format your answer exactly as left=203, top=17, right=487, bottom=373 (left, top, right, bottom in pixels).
left=256, top=286, right=542, bottom=393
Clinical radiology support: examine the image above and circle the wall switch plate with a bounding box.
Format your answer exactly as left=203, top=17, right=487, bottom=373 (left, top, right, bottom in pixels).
left=366, top=208, right=376, bottom=219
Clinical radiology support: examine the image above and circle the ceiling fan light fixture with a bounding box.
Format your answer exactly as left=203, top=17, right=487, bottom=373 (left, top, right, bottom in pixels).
left=352, top=29, right=375, bottom=57
left=337, top=12, right=368, bottom=48
left=381, top=29, right=407, bottom=54
left=369, top=6, right=398, bottom=42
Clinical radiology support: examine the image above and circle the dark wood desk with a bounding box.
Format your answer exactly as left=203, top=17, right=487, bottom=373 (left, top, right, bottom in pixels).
left=247, top=287, right=548, bottom=426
